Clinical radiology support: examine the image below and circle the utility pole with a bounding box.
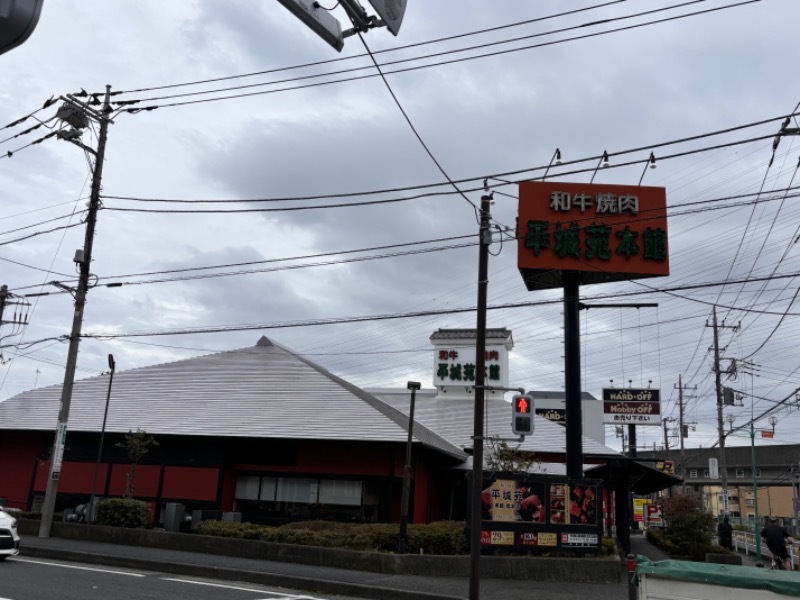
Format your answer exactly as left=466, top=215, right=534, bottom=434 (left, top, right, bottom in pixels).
left=662, top=417, right=675, bottom=451
left=0, top=284, right=31, bottom=363
left=707, top=306, right=737, bottom=516
left=468, top=193, right=492, bottom=600
left=39, top=85, right=113, bottom=538
left=674, top=375, right=696, bottom=492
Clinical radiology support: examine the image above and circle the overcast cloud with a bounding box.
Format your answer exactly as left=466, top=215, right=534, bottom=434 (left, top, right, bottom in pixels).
left=1, top=0, right=799, bottom=455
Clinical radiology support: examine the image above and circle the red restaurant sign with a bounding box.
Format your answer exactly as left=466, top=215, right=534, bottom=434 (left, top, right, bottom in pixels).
left=518, top=181, right=669, bottom=291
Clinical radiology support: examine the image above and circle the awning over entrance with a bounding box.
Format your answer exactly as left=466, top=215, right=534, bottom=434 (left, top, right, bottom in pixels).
left=586, top=457, right=682, bottom=494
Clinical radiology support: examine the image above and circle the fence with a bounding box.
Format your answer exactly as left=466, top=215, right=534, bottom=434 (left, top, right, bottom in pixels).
left=731, top=530, right=799, bottom=568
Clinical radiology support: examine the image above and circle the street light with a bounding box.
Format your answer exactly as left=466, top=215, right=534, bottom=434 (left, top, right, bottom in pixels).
left=398, top=380, right=421, bottom=554
left=88, top=354, right=115, bottom=522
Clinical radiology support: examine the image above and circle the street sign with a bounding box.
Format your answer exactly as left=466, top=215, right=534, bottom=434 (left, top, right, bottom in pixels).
left=602, top=388, right=662, bottom=425
left=365, top=0, right=407, bottom=35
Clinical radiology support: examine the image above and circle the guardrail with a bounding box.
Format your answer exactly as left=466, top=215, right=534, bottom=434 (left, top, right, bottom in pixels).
left=730, top=530, right=799, bottom=568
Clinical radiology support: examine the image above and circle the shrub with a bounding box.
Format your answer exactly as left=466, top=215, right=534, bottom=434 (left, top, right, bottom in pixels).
left=194, top=520, right=469, bottom=554
left=657, top=494, right=715, bottom=561
left=95, top=498, right=151, bottom=528
left=601, top=536, right=617, bottom=556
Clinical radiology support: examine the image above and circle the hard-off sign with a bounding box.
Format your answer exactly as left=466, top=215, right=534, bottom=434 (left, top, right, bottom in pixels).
left=517, top=181, right=669, bottom=291
left=602, top=388, right=661, bottom=425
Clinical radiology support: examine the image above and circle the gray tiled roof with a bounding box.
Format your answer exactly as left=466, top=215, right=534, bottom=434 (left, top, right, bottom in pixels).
left=372, top=390, right=619, bottom=459
left=429, top=328, right=512, bottom=341
left=0, top=337, right=466, bottom=459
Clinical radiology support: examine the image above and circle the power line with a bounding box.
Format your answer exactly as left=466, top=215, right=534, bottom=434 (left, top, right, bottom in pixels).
left=100, top=113, right=796, bottom=206
left=108, top=0, right=630, bottom=95
left=33, top=269, right=796, bottom=342
left=113, top=1, right=758, bottom=112
left=111, top=1, right=693, bottom=106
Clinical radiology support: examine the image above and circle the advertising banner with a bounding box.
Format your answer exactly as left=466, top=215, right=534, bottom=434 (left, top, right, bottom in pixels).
left=633, top=497, right=648, bottom=523
left=518, top=181, right=669, bottom=291
left=477, top=473, right=603, bottom=553
left=602, top=388, right=662, bottom=425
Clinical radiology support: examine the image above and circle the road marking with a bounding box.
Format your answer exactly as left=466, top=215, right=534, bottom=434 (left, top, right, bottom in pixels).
left=13, top=557, right=145, bottom=577
left=161, top=577, right=322, bottom=598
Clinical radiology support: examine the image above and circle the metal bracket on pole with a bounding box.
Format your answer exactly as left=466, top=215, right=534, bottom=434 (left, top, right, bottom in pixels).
left=472, top=385, right=525, bottom=394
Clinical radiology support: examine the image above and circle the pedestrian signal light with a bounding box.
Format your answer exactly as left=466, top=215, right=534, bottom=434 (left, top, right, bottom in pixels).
left=511, top=393, right=534, bottom=436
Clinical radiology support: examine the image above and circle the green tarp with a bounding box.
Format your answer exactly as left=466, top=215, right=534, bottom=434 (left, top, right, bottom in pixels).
left=634, top=556, right=800, bottom=597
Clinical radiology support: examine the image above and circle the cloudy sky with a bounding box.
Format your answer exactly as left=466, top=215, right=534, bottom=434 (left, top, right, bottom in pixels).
left=1, top=0, right=799, bottom=455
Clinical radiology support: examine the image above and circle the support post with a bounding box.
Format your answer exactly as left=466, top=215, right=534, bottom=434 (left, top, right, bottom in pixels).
left=751, top=423, right=761, bottom=561
left=39, top=85, right=113, bottom=537
left=563, top=271, right=583, bottom=479
left=468, top=194, right=492, bottom=600
left=398, top=380, right=420, bottom=554
left=88, top=354, right=115, bottom=522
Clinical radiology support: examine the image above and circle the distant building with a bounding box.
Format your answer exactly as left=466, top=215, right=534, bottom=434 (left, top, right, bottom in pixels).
left=639, top=445, right=800, bottom=529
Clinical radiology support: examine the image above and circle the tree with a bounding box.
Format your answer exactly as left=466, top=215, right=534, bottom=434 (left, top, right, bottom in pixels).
left=484, top=440, right=539, bottom=473
left=658, top=493, right=715, bottom=560
left=116, top=429, right=158, bottom=498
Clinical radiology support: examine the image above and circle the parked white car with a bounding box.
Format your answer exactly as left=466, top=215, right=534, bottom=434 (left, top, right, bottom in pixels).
left=0, top=508, right=20, bottom=560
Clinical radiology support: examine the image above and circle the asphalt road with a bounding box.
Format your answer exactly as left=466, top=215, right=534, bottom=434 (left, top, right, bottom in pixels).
left=0, top=555, right=369, bottom=600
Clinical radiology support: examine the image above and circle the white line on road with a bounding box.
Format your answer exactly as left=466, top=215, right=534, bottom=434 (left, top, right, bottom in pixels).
left=13, top=557, right=146, bottom=577
left=160, top=577, right=322, bottom=598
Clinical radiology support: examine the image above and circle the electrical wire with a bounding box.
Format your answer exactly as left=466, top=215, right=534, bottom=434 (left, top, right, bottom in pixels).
left=42, top=269, right=800, bottom=342
left=111, top=1, right=702, bottom=107
left=108, top=0, right=630, bottom=95
left=100, top=112, right=797, bottom=205
left=113, top=1, right=758, bottom=112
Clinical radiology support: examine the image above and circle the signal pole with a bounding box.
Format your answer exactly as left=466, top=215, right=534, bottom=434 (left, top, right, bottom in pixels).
left=39, top=85, right=113, bottom=537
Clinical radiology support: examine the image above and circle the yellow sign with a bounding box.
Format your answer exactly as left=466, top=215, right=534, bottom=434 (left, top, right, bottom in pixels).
left=490, top=531, right=515, bottom=545
left=537, top=532, right=557, bottom=547
left=657, top=460, right=675, bottom=475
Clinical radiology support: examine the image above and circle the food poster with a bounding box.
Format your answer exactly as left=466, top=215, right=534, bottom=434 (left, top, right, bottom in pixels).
left=567, top=484, right=598, bottom=525
left=481, top=478, right=545, bottom=522
left=549, top=483, right=567, bottom=524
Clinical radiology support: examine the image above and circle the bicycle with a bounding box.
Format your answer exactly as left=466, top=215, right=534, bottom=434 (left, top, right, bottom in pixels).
left=770, top=554, right=786, bottom=570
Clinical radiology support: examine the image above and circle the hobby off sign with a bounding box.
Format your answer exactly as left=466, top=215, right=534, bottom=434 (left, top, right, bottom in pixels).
left=602, top=388, right=661, bottom=425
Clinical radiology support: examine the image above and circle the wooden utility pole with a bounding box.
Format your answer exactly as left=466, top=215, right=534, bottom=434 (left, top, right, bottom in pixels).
left=468, top=194, right=492, bottom=600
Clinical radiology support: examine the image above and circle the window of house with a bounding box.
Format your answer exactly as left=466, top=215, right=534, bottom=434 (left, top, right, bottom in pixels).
left=689, top=469, right=698, bottom=478
left=234, top=475, right=260, bottom=500
left=755, top=468, right=762, bottom=477
left=736, top=469, right=745, bottom=478
left=746, top=499, right=754, bottom=506
left=318, top=480, right=363, bottom=506
left=703, top=469, right=709, bottom=477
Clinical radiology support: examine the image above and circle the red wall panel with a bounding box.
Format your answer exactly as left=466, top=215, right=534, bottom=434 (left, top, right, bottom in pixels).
left=161, top=466, right=219, bottom=501
left=0, top=433, right=41, bottom=509
left=108, top=464, right=160, bottom=497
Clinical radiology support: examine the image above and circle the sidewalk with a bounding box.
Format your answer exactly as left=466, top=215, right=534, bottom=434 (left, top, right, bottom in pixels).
left=19, top=534, right=630, bottom=600
left=629, top=530, right=764, bottom=568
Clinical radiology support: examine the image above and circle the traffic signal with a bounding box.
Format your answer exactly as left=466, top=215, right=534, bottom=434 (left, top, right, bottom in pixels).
left=511, top=393, right=535, bottom=436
